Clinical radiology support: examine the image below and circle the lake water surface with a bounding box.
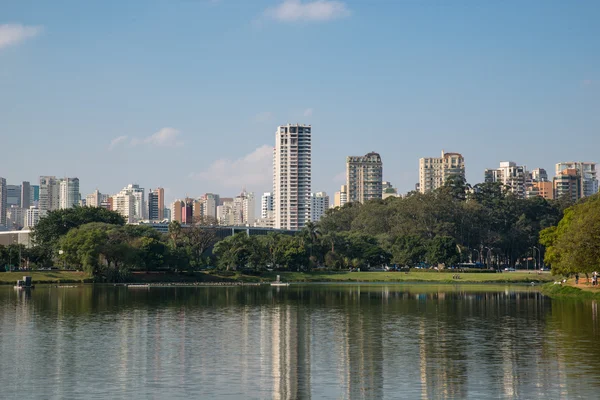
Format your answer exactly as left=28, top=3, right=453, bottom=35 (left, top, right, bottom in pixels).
left=1, top=284, right=599, bottom=399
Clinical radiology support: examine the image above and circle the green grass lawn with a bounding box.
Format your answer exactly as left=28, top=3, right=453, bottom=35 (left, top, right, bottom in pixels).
left=0, top=270, right=92, bottom=284
left=261, top=270, right=555, bottom=283
left=0, top=269, right=556, bottom=285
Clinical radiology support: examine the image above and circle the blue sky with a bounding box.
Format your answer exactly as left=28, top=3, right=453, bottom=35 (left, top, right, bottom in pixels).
left=1, top=0, right=599, bottom=203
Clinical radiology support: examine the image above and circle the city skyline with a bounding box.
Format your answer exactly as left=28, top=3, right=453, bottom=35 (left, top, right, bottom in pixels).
left=1, top=1, right=599, bottom=203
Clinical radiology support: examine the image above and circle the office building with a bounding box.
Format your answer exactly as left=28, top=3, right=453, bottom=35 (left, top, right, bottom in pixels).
left=310, top=192, right=329, bottom=222
left=148, top=188, right=165, bottom=221
left=273, top=124, right=312, bottom=231
left=419, top=151, right=465, bottom=193
left=7, top=185, right=21, bottom=207
left=30, top=185, right=39, bottom=206
left=163, top=208, right=171, bottom=222
left=484, top=162, right=528, bottom=198
left=347, top=152, right=383, bottom=203
left=59, top=178, right=80, bottom=209
left=20, top=182, right=31, bottom=210
left=333, top=185, right=348, bottom=208
left=555, top=162, right=598, bottom=198
left=0, top=177, right=7, bottom=227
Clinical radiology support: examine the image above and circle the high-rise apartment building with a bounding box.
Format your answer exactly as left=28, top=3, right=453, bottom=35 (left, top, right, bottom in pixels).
left=21, top=181, right=31, bottom=210
left=112, top=192, right=135, bottom=223
left=347, top=152, right=383, bottom=203
left=200, top=193, right=220, bottom=222
left=39, top=176, right=60, bottom=214
left=273, top=124, right=312, bottom=231
left=484, top=162, right=528, bottom=198
left=171, top=200, right=184, bottom=223
left=231, top=190, right=255, bottom=226
left=261, top=192, right=274, bottom=219
left=148, top=188, right=165, bottom=221
left=333, top=185, right=348, bottom=208
left=0, top=177, right=7, bottom=227
left=86, top=190, right=103, bottom=208
left=555, top=162, right=598, bottom=198
left=419, top=151, right=465, bottom=194
left=526, top=168, right=553, bottom=199
left=554, top=168, right=582, bottom=202
left=59, top=178, right=80, bottom=209
left=24, top=206, right=40, bottom=228
left=217, top=199, right=234, bottom=226
left=115, top=184, right=145, bottom=221
left=530, top=168, right=548, bottom=182
left=310, top=192, right=329, bottom=222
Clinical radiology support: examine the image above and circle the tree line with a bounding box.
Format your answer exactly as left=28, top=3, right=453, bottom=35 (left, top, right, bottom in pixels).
left=2, top=178, right=591, bottom=281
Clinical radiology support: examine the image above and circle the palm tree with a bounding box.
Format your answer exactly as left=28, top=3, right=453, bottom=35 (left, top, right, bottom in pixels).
left=302, top=222, right=321, bottom=259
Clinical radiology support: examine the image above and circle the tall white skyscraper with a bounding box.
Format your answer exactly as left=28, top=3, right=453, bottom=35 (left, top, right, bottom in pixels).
left=555, top=162, right=598, bottom=197
left=273, top=124, right=312, bottom=231
left=59, top=178, right=80, bottom=209
left=310, top=192, right=329, bottom=222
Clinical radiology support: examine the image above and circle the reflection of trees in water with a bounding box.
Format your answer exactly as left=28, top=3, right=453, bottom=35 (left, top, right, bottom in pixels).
left=3, top=286, right=600, bottom=398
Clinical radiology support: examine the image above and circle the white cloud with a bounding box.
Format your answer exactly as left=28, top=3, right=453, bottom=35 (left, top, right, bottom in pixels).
left=130, top=127, right=183, bottom=147
left=108, top=135, right=128, bottom=150
left=303, top=108, right=314, bottom=117
left=0, top=24, right=42, bottom=50
left=191, top=145, right=274, bottom=188
left=264, top=0, right=350, bottom=22
left=109, top=127, right=183, bottom=149
left=254, top=111, right=274, bottom=123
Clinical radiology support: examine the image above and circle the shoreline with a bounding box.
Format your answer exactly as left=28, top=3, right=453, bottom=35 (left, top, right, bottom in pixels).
left=0, top=270, right=556, bottom=286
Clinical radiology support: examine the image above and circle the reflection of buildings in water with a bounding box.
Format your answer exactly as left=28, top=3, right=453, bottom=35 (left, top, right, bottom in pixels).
left=345, top=295, right=384, bottom=399
left=418, top=319, right=428, bottom=400
left=271, top=305, right=311, bottom=400
left=593, top=301, right=598, bottom=333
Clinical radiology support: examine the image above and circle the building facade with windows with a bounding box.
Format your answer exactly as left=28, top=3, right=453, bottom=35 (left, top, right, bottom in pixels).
left=555, top=162, right=598, bottom=198
left=484, top=161, right=528, bottom=198
left=273, top=124, right=312, bottom=231
left=419, top=151, right=465, bottom=193
left=347, top=152, right=383, bottom=203
left=310, top=192, right=329, bottom=222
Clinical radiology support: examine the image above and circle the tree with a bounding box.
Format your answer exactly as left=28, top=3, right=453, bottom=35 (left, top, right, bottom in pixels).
left=427, top=236, right=460, bottom=267
left=182, top=226, right=217, bottom=269
left=540, top=194, right=600, bottom=277
left=32, top=207, right=125, bottom=260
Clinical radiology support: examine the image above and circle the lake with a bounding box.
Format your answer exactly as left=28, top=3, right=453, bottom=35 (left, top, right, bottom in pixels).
left=1, top=284, right=599, bottom=399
